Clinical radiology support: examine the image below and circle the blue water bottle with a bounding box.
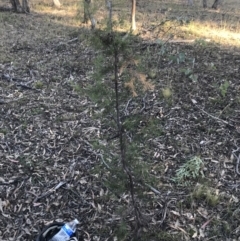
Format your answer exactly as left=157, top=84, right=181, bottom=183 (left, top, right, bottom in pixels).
left=50, top=219, right=79, bottom=241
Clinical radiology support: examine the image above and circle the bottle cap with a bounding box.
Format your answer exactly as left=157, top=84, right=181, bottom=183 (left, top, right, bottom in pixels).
left=74, top=219, right=79, bottom=224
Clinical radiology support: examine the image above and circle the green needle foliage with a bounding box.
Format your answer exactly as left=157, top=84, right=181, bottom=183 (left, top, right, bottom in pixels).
left=219, top=80, right=230, bottom=97
left=86, top=2, right=158, bottom=238
left=173, top=156, right=204, bottom=186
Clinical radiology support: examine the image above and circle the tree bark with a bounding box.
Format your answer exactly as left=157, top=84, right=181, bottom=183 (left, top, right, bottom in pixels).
left=212, top=0, right=220, bottom=9
left=202, top=0, right=221, bottom=9
left=203, top=0, right=207, bottom=8
left=22, top=0, right=30, bottom=12
left=83, top=0, right=96, bottom=29
left=10, top=0, right=30, bottom=13
left=10, top=0, right=22, bottom=12
left=83, top=0, right=91, bottom=23
left=131, top=0, right=136, bottom=30
left=53, top=0, right=61, bottom=8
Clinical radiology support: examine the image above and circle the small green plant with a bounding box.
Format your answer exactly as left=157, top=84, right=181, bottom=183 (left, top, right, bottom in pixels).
left=0, top=128, right=8, bottom=135
left=114, top=221, right=129, bottom=240
left=169, top=52, right=185, bottom=64
left=173, top=156, right=204, bottom=185
left=194, top=38, right=209, bottom=47
left=180, top=56, right=198, bottom=82
left=206, top=62, right=216, bottom=71
left=162, top=87, right=172, bottom=98
left=71, top=83, right=82, bottom=93
left=34, top=81, right=44, bottom=89
left=182, top=67, right=193, bottom=77
left=189, top=73, right=198, bottom=82
left=219, top=80, right=229, bottom=97
left=181, top=68, right=198, bottom=82
left=205, top=190, right=219, bottom=206
left=222, top=221, right=231, bottom=235
left=192, top=184, right=219, bottom=206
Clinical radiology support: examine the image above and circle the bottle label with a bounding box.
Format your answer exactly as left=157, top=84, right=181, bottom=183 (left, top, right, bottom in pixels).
left=62, top=224, right=74, bottom=237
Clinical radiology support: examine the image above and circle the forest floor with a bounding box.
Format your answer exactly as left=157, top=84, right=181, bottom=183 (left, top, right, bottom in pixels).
left=0, top=0, right=240, bottom=240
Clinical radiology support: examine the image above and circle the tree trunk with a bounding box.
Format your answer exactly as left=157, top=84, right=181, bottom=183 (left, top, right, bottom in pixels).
left=203, top=0, right=207, bottom=8
left=10, top=0, right=22, bottom=12
left=83, top=0, right=91, bottom=23
left=212, top=0, right=220, bottom=9
left=53, top=0, right=61, bottom=8
left=22, top=0, right=30, bottom=12
left=83, top=0, right=96, bottom=29
left=10, top=0, right=30, bottom=13
left=131, top=0, right=136, bottom=30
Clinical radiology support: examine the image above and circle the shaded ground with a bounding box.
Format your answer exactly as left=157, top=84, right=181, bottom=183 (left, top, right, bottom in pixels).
left=0, top=2, right=240, bottom=241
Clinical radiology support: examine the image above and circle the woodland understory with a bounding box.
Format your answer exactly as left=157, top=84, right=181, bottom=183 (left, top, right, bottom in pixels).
left=0, top=1, right=240, bottom=240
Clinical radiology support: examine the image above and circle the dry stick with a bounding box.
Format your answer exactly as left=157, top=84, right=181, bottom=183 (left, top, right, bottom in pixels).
left=33, top=181, right=66, bottom=203
left=236, top=154, right=240, bottom=176
left=160, top=199, right=176, bottom=225
left=144, top=183, right=161, bottom=195
left=0, top=176, right=29, bottom=185
left=232, top=148, right=240, bottom=176
left=194, top=104, right=234, bottom=127
left=54, top=38, right=78, bottom=49
left=124, top=98, right=132, bottom=115
left=140, top=93, right=147, bottom=113
left=96, top=153, right=110, bottom=169
left=0, top=97, right=26, bottom=105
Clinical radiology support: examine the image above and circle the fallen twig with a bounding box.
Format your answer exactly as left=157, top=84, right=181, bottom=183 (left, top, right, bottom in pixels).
left=160, top=199, right=176, bottom=225
left=0, top=97, right=26, bottom=105
left=140, top=94, right=147, bottom=113
left=124, top=98, right=132, bottom=115
left=144, top=183, right=161, bottom=195
left=33, top=181, right=66, bottom=203
left=97, top=153, right=111, bottom=169
left=0, top=176, right=29, bottom=185
left=232, top=148, right=240, bottom=176
left=193, top=103, right=234, bottom=127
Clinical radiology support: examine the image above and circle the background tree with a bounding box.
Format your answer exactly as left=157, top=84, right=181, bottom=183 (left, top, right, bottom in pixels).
left=203, top=0, right=221, bottom=9
left=9, top=0, right=61, bottom=12
left=203, top=0, right=207, bottom=8
left=83, top=0, right=91, bottom=23
left=53, top=0, right=61, bottom=8
left=212, top=0, right=221, bottom=9
left=10, top=0, right=30, bottom=13
left=131, top=0, right=136, bottom=30
left=83, top=0, right=96, bottom=29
